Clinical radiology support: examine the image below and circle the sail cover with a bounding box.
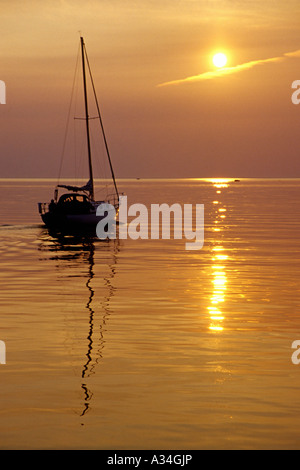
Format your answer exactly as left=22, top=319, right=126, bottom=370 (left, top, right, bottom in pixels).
left=57, top=179, right=93, bottom=193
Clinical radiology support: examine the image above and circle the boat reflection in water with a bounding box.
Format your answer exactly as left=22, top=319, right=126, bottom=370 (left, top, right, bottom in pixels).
left=38, top=229, right=120, bottom=417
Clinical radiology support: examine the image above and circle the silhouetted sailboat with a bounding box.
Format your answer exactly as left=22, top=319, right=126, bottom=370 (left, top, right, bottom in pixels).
left=38, top=37, right=119, bottom=234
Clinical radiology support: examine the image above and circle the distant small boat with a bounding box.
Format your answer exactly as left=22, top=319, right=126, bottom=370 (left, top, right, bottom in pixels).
left=38, top=37, right=119, bottom=234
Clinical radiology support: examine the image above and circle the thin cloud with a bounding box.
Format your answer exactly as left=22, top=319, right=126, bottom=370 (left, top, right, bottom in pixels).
left=158, top=50, right=300, bottom=87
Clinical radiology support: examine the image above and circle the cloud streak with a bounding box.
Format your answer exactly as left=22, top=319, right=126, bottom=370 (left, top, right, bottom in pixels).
left=158, top=49, right=300, bottom=87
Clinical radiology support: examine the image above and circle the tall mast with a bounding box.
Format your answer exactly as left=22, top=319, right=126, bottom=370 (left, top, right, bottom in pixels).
left=80, top=36, right=94, bottom=201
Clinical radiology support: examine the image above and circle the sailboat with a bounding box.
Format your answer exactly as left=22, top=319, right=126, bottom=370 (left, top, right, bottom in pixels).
left=38, top=37, right=119, bottom=234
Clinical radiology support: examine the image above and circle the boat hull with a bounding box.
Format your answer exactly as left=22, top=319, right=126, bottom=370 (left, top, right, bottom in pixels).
left=41, top=208, right=117, bottom=236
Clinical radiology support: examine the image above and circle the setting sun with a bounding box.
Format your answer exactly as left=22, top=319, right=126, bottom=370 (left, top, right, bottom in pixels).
left=213, top=52, right=227, bottom=68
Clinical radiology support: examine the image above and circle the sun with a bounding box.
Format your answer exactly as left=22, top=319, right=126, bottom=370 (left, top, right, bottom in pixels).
left=213, top=53, right=227, bottom=68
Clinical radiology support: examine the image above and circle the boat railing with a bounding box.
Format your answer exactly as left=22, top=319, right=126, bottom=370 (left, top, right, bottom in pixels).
left=107, top=193, right=118, bottom=207
left=38, top=202, right=49, bottom=215
left=38, top=192, right=122, bottom=216
left=97, top=192, right=122, bottom=208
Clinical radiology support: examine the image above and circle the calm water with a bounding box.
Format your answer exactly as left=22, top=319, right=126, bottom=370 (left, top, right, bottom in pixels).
left=0, top=178, right=300, bottom=450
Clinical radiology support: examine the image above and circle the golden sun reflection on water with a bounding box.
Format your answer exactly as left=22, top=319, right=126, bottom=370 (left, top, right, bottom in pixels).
left=208, top=179, right=231, bottom=332
left=208, top=259, right=227, bottom=332
left=208, top=178, right=231, bottom=189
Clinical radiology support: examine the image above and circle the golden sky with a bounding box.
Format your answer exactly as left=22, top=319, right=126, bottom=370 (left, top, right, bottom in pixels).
left=1, top=0, right=300, bottom=178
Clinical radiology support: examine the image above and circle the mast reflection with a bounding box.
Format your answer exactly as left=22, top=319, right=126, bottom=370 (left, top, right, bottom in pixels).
left=38, top=230, right=120, bottom=417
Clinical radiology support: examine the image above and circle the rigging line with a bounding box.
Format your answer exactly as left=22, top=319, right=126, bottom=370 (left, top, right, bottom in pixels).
left=83, top=44, right=119, bottom=202
left=90, top=127, right=107, bottom=183
left=73, top=46, right=81, bottom=183
left=74, top=116, right=99, bottom=120
left=57, top=41, right=81, bottom=186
